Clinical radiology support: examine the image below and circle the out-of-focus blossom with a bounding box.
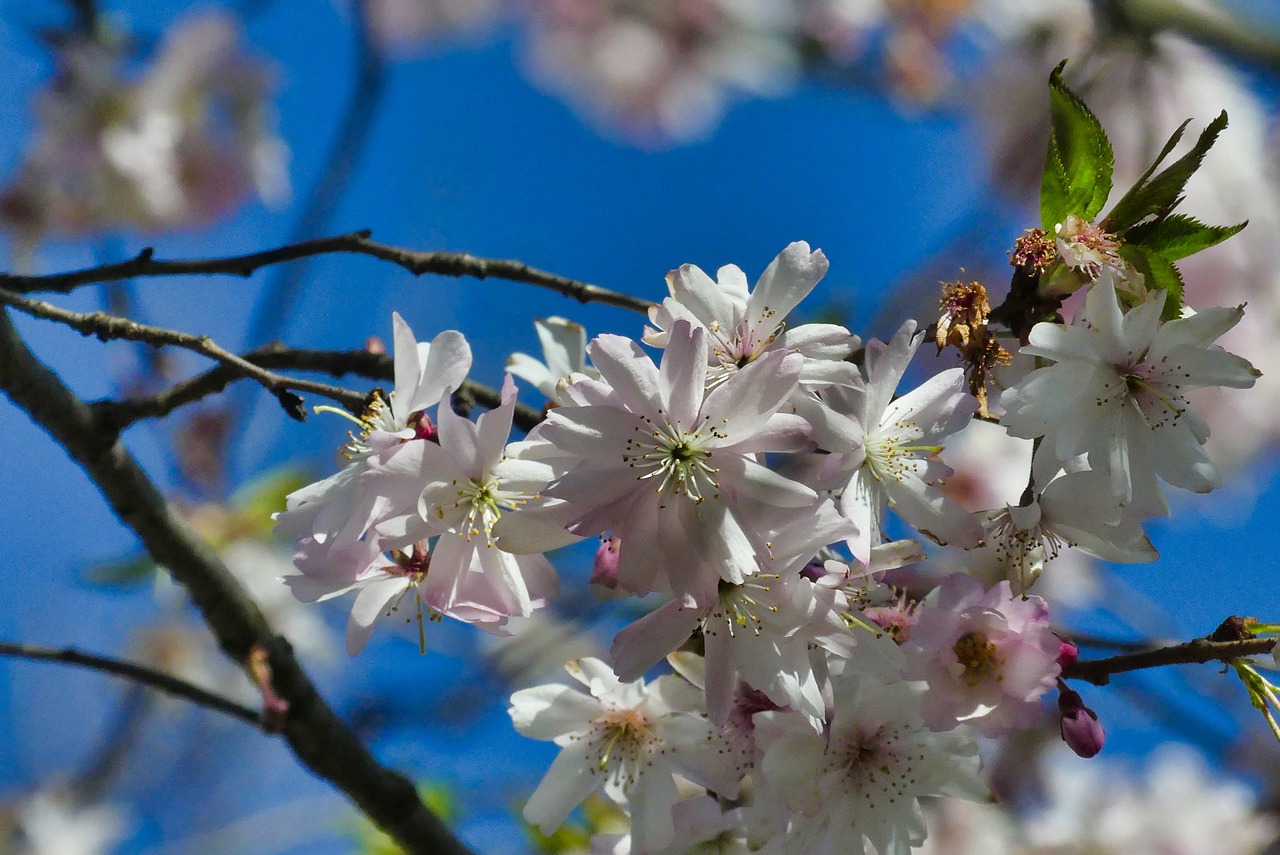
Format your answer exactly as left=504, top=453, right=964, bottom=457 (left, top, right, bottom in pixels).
left=1026, top=745, right=1276, bottom=855
left=921, top=744, right=1277, bottom=854
left=521, top=0, right=802, bottom=144
left=0, top=12, right=287, bottom=257
left=363, top=0, right=504, bottom=54
left=0, top=788, right=127, bottom=855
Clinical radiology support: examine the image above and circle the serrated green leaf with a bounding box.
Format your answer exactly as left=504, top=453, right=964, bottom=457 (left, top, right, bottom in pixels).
left=1117, top=245, right=1185, bottom=320
left=1106, top=111, right=1228, bottom=233
left=1126, top=214, right=1246, bottom=261
left=1130, top=119, right=1191, bottom=194
left=1040, top=61, right=1115, bottom=231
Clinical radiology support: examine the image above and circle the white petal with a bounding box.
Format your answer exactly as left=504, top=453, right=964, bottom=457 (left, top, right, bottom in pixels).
left=746, top=242, right=828, bottom=330
left=522, top=740, right=601, bottom=833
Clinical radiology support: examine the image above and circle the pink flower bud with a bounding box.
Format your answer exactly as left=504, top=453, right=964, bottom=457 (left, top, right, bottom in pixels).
left=590, top=535, right=623, bottom=596
left=1058, top=683, right=1104, bottom=758
left=408, top=410, right=438, bottom=442
left=1056, top=636, right=1080, bottom=669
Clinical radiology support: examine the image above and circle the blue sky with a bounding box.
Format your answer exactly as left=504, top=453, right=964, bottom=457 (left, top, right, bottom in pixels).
left=0, top=3, right=1276, bottom=853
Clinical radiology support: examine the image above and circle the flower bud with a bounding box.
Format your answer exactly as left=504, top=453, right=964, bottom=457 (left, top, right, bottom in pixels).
left=589, top=535, right=625, bottom=599
left=1058, top=683, right=1104, bottom=758
left=1056, top=636, right=1079, bottom=669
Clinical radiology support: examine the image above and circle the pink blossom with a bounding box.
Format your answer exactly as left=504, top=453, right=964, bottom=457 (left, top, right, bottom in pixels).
left=523, top=319, right=816, bottom=606
left=905, top=574, right=1061, bottom=737
left=274, top=315, right=471, bottom=581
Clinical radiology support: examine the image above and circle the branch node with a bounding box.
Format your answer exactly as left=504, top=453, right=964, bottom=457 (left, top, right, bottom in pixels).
left=275, top=389, right=308, bottom=422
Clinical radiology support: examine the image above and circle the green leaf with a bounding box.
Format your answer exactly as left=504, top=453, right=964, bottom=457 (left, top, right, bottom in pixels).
left=1128, top=118, right=1191, bottom=197
left=1040, top=61, right=1115, bottom=231
left=1126, top=214, right=1246, bottom=261
left=230, top=466, right=312, bottom=518
left=1106, top=111, right=1228, bottom=233
left=82, top=554, right=159, bottom=589
left=1117, top=245, right=1185, bottom=320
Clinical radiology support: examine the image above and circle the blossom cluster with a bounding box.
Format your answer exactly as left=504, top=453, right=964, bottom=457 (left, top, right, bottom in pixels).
left=272, top=201, right=1258, bottom=851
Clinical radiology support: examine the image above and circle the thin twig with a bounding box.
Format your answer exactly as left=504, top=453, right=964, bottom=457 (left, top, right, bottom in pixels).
left=1063, top=636, right=1277, bottom=686
left=0, top=307, right=472, bottom=855
left=0, top=229, right=655, bottom=314
left=1061, top=629, right=1166, bottom=653
left=65, top=0, right=99, bottom=34
left=0, top=640, right=260, bottom=725
left=91, top=344, right=545, bottom=433
left=0, top=288, right=367, bottom=420
left=246, top=0, right=387, bottom=349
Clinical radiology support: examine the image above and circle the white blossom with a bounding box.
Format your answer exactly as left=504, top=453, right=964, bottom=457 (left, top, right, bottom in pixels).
left=1001, top=275, right=1260, bottom=515
left=510, top=658, right=742, bottom=853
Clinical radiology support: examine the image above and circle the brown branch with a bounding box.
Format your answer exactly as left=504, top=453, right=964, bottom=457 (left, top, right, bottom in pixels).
left=0, top=229, right=656, bottom=314
left=1062, top=636, right=1277, bottom=686
left=90, top=344, right=544, bottom=434
left=0, top=288, right=369, bottom=421
left=0, top=307, right=472, bottom=855
left=0, top=640, right=261, bottom=726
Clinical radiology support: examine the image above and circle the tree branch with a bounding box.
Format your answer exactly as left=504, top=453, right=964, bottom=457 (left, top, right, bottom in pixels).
left=0, top=640, right=261, bottom=725
left=0, top=288, right=368, bottom=421
left=0, top=229, right=655, bottom=314
left=0, top=307, right=472, bottom=855
left=1062, top=636, right=1277, bottom=686
left=91, top=344, right=545, bottom=434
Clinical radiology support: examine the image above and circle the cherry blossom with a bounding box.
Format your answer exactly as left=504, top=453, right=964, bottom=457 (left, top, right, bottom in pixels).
left=274, top=314, right=471, bottom=582
left=644, top=241, right=858, bottom=392
left=904, top=574, right=1061, bottom=737
left=610, top=500, right=856, bottom=727
left=510, top=658, right=742, bottom=853
left=365, top=374, right=569, bottom=623
left=525, top=319, right=816, bottom=605
left=753, top=638, right=986, bottom=855
left=980, top=469, right=1157, bottom=593
left=1001, top=275, right=1261, bottom=514
left=507, top=316, right=601, bottom=403
left=802, top=319, right=983, bottom=563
